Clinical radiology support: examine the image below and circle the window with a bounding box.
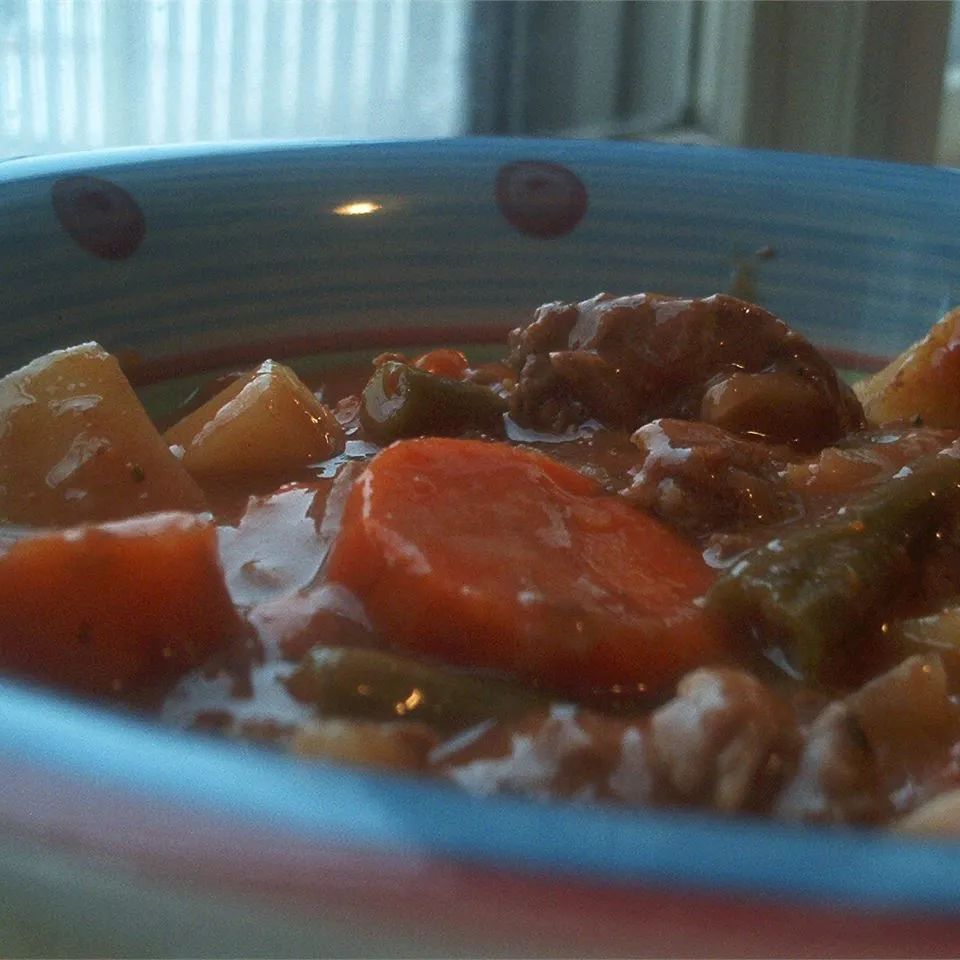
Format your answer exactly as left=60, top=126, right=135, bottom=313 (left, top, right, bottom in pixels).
left=696, top=0, right=951, bottom=165
left=467, top=1, right=696, bottom=138
left=0, top=0, right=700, bottom=160
left=0, top=0, right=471, bottom=157
left=2, top=0, right=950, bottom=165
left=937, top=0, right=960, bottom=164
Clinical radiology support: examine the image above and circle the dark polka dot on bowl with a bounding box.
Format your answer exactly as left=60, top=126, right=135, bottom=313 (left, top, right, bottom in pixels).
left=495, top=160, right=587, bottom=239
left=51, top=175, right=146, bottom=261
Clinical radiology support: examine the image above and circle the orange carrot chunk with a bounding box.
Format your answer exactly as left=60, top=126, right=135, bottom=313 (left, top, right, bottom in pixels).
left=413, top=348, right=470, bottom=379
left=0, top=511, right=242, bottom=696
left=327, top=438, right=721, bottom=696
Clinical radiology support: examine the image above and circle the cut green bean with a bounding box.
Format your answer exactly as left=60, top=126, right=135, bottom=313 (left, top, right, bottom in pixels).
left=705, top=449, right=960, bottom=682
left=284, top=646, right=545, bottom=732
left=360, top=361, right=506, bottom=443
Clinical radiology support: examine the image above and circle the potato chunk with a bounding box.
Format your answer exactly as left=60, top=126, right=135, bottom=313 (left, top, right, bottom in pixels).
left=846, top=655, right=960, bottom=777
left=898, top=789, right=960, bottom=835
left=164, top=360, right=344, bottom=481
left=855, top=306, right=960, bottom=427
left=0, top=511, right=242, bottom=695
left=0, top=342, right=206, bottom=525
left=291, top=719, right=438, bottom=773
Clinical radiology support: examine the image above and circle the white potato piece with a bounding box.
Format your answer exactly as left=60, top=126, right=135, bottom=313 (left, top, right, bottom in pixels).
left=855, top=306, right=960, bottom=427
left=291, top=719, right=437, bottom=772
left=897, top=790, right=960, bottom=836
left=846, top=655, right=960, bottom=775
left=0, top=342, right=206, bottom=526
left=164, top=360, right=344, bottom=481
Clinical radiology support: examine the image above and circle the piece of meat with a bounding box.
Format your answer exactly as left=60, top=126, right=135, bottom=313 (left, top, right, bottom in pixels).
left=622, top=418, right=801, bottom=538
left=645, top=668, right=800, bottom=814
left=432, top=665, right=899, bottom=827
left=506, top=292, right=864, bottom=452
left=783, top=424, right=960, bottom=512
left=434, top=668, right=799, bottom=816
left=432, top=704, right=639, bottom=804
left=644, top=422, right=960, bottom=554
left=773, top=702, right=888, bottom=825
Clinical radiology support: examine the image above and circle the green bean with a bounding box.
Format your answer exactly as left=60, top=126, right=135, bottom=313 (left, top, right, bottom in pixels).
left=360, top=361, right=506, bottom=443
left=284, top=646, right=545, bottom=732
left=705, top=449, right=960, bottom=682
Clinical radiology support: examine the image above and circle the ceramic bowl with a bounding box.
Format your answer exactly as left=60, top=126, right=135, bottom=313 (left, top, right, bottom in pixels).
left=3, top=138, right=960, bottom=958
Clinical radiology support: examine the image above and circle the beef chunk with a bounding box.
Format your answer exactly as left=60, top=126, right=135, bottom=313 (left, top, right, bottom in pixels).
left=434, top=668, right=799, bottom=816
left=645, top=668, right=800, bottom=814
left=783, top=424, right=960, bottom=512
left=774, top=702, right=888, bottom=825
left=432, top=664, right=903, bottom=826
left=432, top=704, right=640, bottom=804
left=623, top=418, right=801, bottom=537
left=507, top=293, right=864, bottom=452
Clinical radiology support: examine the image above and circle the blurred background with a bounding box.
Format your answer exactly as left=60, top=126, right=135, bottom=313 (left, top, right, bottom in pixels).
left=1, top=0, right=958, bottom=166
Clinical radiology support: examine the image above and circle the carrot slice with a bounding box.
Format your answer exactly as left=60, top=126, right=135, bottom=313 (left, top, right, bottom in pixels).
left=0, top=511, right=242, bottom=696
left=327, top=438, right=721, bottom=696
left=412, top=348, right=470, bottom=379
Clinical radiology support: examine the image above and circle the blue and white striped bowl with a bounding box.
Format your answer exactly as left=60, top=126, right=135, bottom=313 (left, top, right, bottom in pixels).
left=3, top=138, right=960, bottom=957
